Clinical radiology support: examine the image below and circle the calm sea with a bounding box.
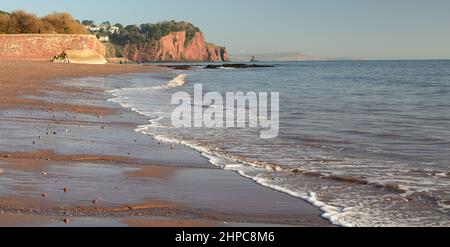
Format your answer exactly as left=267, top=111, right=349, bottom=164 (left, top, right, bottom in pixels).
left=108, top=60, right=450, bottom=226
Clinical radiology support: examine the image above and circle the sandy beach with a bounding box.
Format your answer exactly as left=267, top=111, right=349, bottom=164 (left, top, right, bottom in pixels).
left=0, top=60, right=330, bottom=227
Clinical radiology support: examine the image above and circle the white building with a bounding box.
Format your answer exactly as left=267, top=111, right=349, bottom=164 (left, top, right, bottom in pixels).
left=108, top=26, right=120, bottom=34
left=99, top=36, right=109, bottom=42
left=85, top=23, right=121, bottom=42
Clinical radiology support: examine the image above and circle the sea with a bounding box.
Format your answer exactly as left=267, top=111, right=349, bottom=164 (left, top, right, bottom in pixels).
left=107, top=60, right=450, bottom=227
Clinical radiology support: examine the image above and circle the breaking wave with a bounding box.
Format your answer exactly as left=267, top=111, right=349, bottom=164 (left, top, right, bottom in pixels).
left=151, top=74, right=187, bottom=90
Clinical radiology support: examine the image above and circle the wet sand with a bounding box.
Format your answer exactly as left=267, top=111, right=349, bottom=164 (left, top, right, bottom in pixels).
left=0, top=60, right=331, bottom=227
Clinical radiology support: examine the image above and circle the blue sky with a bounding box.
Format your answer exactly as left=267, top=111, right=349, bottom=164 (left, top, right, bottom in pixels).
left=1, top=0, right=450, bottom=59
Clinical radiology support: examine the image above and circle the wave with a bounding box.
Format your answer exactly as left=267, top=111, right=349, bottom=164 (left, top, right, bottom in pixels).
left=220, top=163, right=351, bottom=227
left=132, top=120, right=351, bottom=226
left=106, top=85, right=444, bottom=226
left=134, top=119, right=447, bottom=226
left=107, top=93, right=416, bottom=227
left=105, top=72, right=450, bottom=227
left=151, top=74, right=188, bottom=90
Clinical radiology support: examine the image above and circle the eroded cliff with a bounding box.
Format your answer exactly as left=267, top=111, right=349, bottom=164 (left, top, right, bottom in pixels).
left=122, top=31, right=228, bottom=62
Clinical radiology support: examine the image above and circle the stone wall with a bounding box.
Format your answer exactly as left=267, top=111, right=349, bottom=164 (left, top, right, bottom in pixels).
left=0, top=34, right=105, bottom=61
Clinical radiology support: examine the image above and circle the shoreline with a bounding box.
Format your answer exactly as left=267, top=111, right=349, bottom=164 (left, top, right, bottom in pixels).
left=0, top=60, right=331, bottom=227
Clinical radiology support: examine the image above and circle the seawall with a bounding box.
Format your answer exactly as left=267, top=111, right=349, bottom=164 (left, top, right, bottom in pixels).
left=0, top=34, right=105, bottom=61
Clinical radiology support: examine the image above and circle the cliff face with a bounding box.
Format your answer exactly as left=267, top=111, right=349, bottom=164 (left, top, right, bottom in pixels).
left=206, top=43, right=229, bottom=62
left=122, top=31, right=228, bottom=62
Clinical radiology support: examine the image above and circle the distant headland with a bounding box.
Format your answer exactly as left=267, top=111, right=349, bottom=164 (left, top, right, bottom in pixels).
left=230, top=52, right=356, bottom=62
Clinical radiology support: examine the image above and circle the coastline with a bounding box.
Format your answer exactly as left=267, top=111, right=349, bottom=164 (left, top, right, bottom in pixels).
left=0, top=60, right=330, bottom=227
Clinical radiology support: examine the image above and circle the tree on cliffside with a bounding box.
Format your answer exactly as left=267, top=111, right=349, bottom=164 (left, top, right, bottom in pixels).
left=109, top=20, right=200, bottom=46
left=81, top=20, right=94, bottom=26
left=42, top=13, right=89, bottom=34
left=0, top=10, right=88, bottom=34
left=0, top=12, right=9, bottom=34
left=0, top=10, right=42, bottom=34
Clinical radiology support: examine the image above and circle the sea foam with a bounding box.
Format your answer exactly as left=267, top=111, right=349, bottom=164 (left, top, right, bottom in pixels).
left=151, top=74, right=187, bottom=90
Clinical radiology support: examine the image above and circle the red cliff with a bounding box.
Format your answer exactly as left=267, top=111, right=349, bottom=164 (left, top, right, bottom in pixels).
left=122, top=31, right=228, bottom=62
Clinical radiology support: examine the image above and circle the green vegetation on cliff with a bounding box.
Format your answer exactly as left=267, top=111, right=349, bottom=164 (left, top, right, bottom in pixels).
left=110, top=21, right=200, bottom=46
left=0, top=10, right=88, bottom=34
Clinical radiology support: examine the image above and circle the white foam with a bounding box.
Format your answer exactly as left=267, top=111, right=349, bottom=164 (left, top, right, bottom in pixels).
left=151, top=74, right=188, bottom=90
left=222, top=163, right=350, bottom=227
left=107, top=74, right=188, bottom=113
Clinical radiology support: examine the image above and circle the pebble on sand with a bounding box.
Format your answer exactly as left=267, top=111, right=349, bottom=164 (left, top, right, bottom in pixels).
left=63, top=187, right=69, bottom=193
left=41, top=193, right=48, bottom=197
left=63, top=218, right=70, bottom=224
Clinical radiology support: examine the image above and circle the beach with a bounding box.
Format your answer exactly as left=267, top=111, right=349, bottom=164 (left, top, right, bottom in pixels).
left=0, top=60, right=329, bottom=227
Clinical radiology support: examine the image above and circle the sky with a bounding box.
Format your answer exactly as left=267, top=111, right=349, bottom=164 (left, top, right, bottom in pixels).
left=1, top=0, right=450, bottom=59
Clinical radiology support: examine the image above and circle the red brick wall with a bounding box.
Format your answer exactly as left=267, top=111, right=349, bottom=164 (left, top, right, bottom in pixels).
left=0, top=34, right=105, bottom=60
